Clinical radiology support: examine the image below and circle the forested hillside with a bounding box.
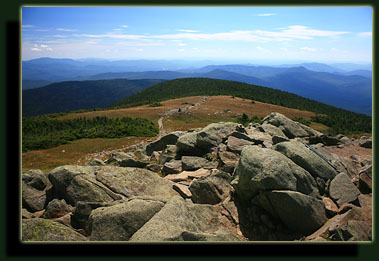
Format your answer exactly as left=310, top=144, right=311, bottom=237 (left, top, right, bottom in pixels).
left=22, top=79, right=164, bottom=116
left=112, top=78, right=371, bottom=135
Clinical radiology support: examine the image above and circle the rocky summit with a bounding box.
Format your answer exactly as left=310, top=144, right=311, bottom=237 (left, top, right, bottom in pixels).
left=21, top=112, right=372, bottom=242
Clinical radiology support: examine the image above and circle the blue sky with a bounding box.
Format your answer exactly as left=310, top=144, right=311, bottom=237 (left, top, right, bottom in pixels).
left=22, top=6, right=372, bottom=63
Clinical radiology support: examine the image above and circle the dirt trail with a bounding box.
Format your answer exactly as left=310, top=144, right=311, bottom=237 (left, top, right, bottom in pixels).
left=80, top=96, right=209, bottom=163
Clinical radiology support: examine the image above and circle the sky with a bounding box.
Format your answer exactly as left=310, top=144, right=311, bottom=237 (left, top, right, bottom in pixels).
left=21, top=6, right=372, bottom=63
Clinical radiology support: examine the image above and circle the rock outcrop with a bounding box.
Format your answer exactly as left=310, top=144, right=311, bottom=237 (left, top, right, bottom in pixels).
left=22, top=112, right=371, bottom=242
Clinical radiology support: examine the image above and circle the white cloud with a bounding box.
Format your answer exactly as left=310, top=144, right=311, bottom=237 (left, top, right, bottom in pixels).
left=256, top=46, right=265, bottom=51
left=40, top=45, right=49, bottom=48
left=31, top=48, right=41, bottom=51
left=46, top=48, right=53, bottom=51
left=177, top=48, right=185, bottom=52
left=136, top=48, right=143, bottom=52
left=113, top=28, right=122, bottom=31
left=256, top=13, right=276, bottom=16
left=121, top=25, right=129, bottom=28
left=300, top=46, right=317, bottom=52
left=77, top=26, right=350, bottom=44
left=176, top=29, right=199, bottom=33
left=177, top=42, right=187, bottom=46
left=280, top=47, right=288, bottom=51
left=22, top=24, right=34, bottom=28
left=357, top=32, right=372, bottom=37
left=86, top=41, right=97, bottom=44
left=56, top=28, right=77, bottom=32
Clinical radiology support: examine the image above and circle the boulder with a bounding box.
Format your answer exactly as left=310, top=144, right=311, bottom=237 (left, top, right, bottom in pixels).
left=71, top=201, right=116, bottom=234
left=176, top=131, right=202, bottom=156
left=89, top=198, right=165, bottom=241
left=218, top=151, right=240, bottom=173
left=261, top=112, right=309, bottom=139
left=322, top=196, right=339, bottom=218
left=181, top=156, right=217, bottom=171
left=41, top=199, right=72, bottom=219
left=308, top=135, right=341, bottom=146
left=273, top=140, right=338, bottom=181
left=146, top=131, right=185, bottom=156
left=95, top=166, right=177, bottom=201
left=88, top=159, right=106, bottom=166
left=359, top=136, right=372, bottom=148
left=189, top=169, right=233, bottom=204
left=107, top=152, right=148, bottom=168
left=196, top=122, right=240, bottom=150
left=129, top=196, right=237, bottom=241
left=258, top=123, right=287, bottom=139
left=48, top=165, right=121, bottom=206
left=232, top=146, right=319, bottom=200
left=22, top=183, right=47, bottom=212
left=161, top=159, right=182, bottom=175
left=329, top=172, right=361, bottom=207
left=22, top=169, right=50, bottom=190
left=256, top=190, right=327, bottom=234
left=226, top=136, right=254, bottom=154
left=22, top=218, right=87, bottom=241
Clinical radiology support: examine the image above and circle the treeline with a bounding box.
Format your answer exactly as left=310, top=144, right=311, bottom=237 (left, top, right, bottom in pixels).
left=112, top=78, right=371, bottom=135
left=22, top=116, right=158, bottom=152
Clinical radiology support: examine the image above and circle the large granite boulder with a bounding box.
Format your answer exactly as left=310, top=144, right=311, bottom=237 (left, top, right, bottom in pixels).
left=273, top=140, right=338, bottom=180
left=329, top=172, right=361, bottom=207
left=232, top=146, right=319, bottom=200
left=95, top=166, right=177, bottom=201
left=181, top=156, right=217, bottom=171
left=176, top=131, right=202, bottom=156
left=254, top=190, right=327, bottom=234
left=196, top=122, right=240, bottom=150
left=261, top=112, right=309, bottom=139
left=146, top=131, right=185, bottom=156
left=22, top=169, right=50, bottom=191
left=189, top=169, right=233, bottom=204
left=48, top=165, right=121, bottom=206
left=22, top=218, right=87, bottom=241
left=89, top=198, right=165, bottom=241
left=129, top=196, right=238, bottom=241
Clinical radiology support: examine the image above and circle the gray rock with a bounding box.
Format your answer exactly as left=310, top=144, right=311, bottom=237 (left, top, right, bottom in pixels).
left=334, top=220, right=371, bottom=241
left=71, top=201, right=115, bottom=234
left=274, top=140, right=338, bottom=180
left=89, top=198, right=165, bottom=241
left=41, top=199, right=72, bottom=219
left=146, top=131, right=185, bottom=156
left=22, top=218, right=88, bottom=241
left=180, top=231, right=240, bottom=241
left=95, top=166, right=177, bottom=201
left=258, top=123, right=287, bottom=139
left=181, top=156, right=217, bottom=171
left=189, top=169, right=233, bottom=204
left=308, top=135, right=341, bottom=146
left=226, top=136, right=254, bottom=154
left=22, top=169, right=50, bottom=191
left=129, top=196, right=236, bottom=241
left=108, top=152, right=148, bottom=168
left=329, top=172, right=361, bottom=207
left=256, top=190, right=327, bottom=234
left=261, top=112, right=309, bottom=139
left=232, top=146, right=319, bottom=200
left=196, top=122, right=240, bottom=150
left=161, top=159, right=182, bottom=175
left=218, top=151, right=239, bottom=173
left=48, top=165, right=121, bottom=206
left=88, top=159, right=106, bottom=166
left=359, top=137, right=372, bottom=148
left=22, top=183, right=47, bottom=212
left=176, top=131, right=202, bottom=156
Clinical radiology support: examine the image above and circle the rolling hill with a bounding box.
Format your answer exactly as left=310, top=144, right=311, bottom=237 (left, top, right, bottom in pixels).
left=112, top=78, right=371, bottom=135
left=22, top=79, right=164, bottom=116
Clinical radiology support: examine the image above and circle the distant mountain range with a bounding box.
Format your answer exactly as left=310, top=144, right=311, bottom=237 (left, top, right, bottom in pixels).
left=22, top=79, right=163, bottom=116
left=21, top=58, right=372, bottom=115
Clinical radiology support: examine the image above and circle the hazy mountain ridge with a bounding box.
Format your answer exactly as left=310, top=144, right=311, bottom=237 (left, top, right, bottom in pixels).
left=21, top=58, right=372, bottom=115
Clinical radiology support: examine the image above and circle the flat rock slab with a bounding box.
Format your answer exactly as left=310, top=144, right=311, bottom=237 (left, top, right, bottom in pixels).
left=89, top=198, right=165, bottom=241
left=181, top=156, right=217, bottom=171
left=173, top=183, right=192, bottom=199
left=329, top=172, right=361, bottom=207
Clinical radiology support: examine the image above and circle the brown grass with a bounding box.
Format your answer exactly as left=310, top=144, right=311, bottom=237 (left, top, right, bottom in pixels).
left=24, top=95, right=327, bottom=172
